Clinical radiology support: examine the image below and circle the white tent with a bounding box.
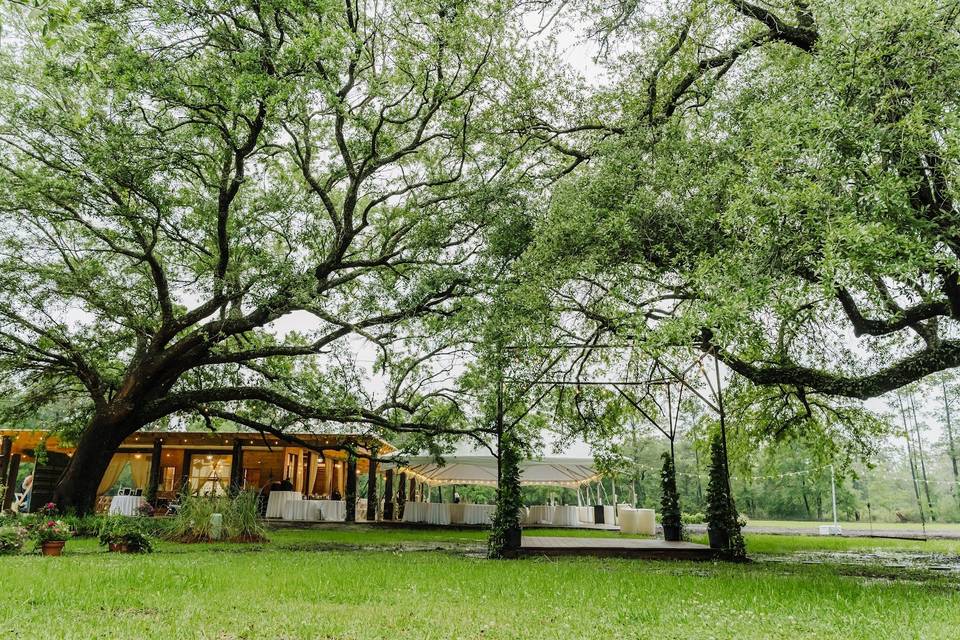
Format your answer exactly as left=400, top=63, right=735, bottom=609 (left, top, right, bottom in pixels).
left=385, top=438, right=599, bottom=487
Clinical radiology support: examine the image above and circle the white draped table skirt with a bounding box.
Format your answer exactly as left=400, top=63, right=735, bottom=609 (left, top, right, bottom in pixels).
left=266, top=491, right=302, bottom=519
left=109, top=495, right=145, bottom=516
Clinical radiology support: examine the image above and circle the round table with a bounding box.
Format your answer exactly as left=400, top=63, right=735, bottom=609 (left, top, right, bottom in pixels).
left=283, top=499, right=322, bottom=521
left=109, top=495, right=145, bottom=516
left=463, top=504, right=495, bottom=525
left=265, top=491, right=302, bottom=519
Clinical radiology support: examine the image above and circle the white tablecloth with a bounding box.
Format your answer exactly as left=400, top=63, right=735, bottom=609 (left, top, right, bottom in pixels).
left=109, top=495, right=145, bottom=516
left=526, top=505, right=556, bottom=525
left=619, top=508, right=656, bottom=535
left=449, top=503, right=466, bottom=524
left=317, top=499, right=346, bottom=521
left=577, top=506, right=594, bottom=524
left=402, top=501, right=428, bottom=523
left=266, top=491, right=302, bottom=518
left=425, top=503, right=451, bottom=525
left=463, top=504, right=495, bottom=525
left=283, top=499, right=322, bottom=521
left=553, top=505, right=580, bottom=526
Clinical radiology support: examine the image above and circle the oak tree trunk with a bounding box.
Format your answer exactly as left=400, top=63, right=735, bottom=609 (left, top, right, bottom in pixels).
left=51, top=411, right=138, bottom=514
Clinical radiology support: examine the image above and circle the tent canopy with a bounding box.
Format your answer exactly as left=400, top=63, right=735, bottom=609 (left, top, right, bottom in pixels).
left=385, top=438, right=599, bottom=487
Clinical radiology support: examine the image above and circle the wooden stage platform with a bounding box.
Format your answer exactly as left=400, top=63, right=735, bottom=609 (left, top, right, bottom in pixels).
left=514, top=536, right=714, bottom=560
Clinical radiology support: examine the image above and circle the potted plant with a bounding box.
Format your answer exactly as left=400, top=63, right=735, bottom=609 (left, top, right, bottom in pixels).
left=99, top=518, right=153, bottom=553
left=659, top=451, right=682, bottom=542
left=32, top=519, right=72, bottom=556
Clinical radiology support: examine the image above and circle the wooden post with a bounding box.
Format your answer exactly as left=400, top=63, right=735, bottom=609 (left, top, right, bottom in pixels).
left=2, top=453, right=20, bottom=512
left=396, top=471, right=407, bottom=519
left=365, top=450, right=378, bottom=521
left=345, top=457, right=357, bottom=522
left=147, top=438, right=163, bottom=503
left=229, top=439, right=243, bottom=495
left=0, top=436, right=11, bottom=504
left=409, top=477, right=417, bottom=505
left=383, top=469, right=395, bottom=520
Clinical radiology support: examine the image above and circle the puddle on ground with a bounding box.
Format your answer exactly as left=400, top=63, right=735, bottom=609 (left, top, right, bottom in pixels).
left=756, top=550, right=960, bottom=574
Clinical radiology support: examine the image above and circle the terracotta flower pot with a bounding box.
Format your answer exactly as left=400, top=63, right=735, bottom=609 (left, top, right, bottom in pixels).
left=41, top=540, right=65, bottom=557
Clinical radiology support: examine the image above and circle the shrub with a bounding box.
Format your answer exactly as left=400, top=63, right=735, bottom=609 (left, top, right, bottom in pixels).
left=0, top=525, right=28, bottom=555
left=659, top=451, right=682, bottom=536
left=682, top=512, right=706, bottom=524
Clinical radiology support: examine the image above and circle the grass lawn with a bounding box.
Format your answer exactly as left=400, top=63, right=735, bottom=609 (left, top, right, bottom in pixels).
left=2, top=527, right=958, bottom=639
left=744, top=519, right=960, bottom=534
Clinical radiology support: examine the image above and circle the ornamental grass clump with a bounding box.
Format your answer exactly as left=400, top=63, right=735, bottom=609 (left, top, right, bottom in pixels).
left=167, top=491, right=266, bottom=543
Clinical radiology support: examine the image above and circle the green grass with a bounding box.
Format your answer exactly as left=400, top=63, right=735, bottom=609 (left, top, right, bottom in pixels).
left=2, top=527, right=958, bottom=639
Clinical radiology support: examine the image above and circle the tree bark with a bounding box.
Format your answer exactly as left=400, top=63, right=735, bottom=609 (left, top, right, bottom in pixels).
left=51, top=411, right=137, bottom=514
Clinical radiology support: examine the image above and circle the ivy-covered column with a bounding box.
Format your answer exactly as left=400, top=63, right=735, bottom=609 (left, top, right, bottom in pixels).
left=489, top=432, right=522, bottom=558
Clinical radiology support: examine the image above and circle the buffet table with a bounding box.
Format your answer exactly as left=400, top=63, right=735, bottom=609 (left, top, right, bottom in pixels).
left=109, top=495, right=145, bottom=516
left=266, top=491, right=302, bottom=519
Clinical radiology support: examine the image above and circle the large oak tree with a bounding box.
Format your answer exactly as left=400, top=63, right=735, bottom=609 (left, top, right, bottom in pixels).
left=0, top=0, right=540, bottom=512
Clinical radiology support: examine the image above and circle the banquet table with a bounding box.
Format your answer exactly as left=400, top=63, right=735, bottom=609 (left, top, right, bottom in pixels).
left=317, top=499, right=346, bottom=522
left=577, top=506, right=594, bottom=524
left=463, top=504, right=495, bottom=525
left=357, top=498, right=368, bottom=520
left=109, top=495, right=145, bottom=516
left=402, top=501, right=428, bottom=523
left=425, top=503, right=451, bottom=525
left=448, top=503, right=466, bottom=524
left=552, top=505, right=580, bottom=527
left=266, top=491, right=302, bottom=519
left=283, top=499, right=322, bottom=522
left=526, top=505, right=556, bottom=525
